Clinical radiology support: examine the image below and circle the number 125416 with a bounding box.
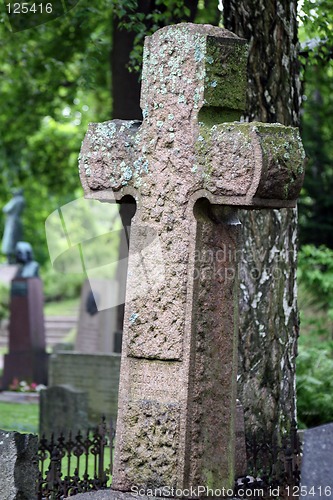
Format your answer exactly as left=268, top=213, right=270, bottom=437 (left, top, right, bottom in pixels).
left=6, top=3, right=53, bottom=14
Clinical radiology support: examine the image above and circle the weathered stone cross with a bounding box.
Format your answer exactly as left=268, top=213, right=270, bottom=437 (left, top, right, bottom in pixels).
left=79, top=23, right=304, bottom=493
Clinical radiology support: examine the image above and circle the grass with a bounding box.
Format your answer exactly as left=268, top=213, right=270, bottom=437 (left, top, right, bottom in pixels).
left=44, top=298, right=79, bottom=316
left=0, top=400, right=112, bottom=484
left=0, top=401, right=39, bottom=434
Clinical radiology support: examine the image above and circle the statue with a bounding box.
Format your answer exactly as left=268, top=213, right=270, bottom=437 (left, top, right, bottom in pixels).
left=15, top=241, right=39, bottom=278
left=1, top=189, right=25, bottom=263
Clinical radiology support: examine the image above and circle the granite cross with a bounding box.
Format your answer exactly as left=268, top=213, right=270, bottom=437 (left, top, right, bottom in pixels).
left=79, top=23, right=305, bottom=494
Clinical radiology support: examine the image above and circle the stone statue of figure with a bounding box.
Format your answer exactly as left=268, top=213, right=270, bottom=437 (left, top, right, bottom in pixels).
left=1, top=189, right=25, bottom=263
left=15, top=241, right=39, bottom=278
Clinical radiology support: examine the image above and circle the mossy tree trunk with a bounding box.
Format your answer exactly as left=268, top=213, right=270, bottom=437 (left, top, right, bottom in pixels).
left=223, top=0, right=302, bottom=448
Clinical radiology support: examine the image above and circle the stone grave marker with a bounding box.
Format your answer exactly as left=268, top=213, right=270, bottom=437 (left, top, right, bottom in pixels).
left=2, top=273, right=48, bottom=389
left=75, top=279, right=119, bottom=353
left=49, top=351, right=121, bottom=424
left=301, top=423, right=333, bottom=497
left=39, top=384, right=89, bottom=439
left=0, top=430, right=38, bottom=499
left=79, top=23, right=305, bottom=493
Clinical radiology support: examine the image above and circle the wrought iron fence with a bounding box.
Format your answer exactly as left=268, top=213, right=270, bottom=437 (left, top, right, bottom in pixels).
left=38, top=416, right=115, bottom=499
left=235, top=419, right=302, bottom=499
left=38, top=417, right=301, bottom=499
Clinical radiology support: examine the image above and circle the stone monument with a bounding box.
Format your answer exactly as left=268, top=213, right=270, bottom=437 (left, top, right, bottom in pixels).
left=2, top=241, right=48, bottom=388
left=49, top=351, right=121, bottom=424
left=39, top=384, right=89, bottom=439
left=1, top=188, right=25, bottom=264
left=301, top=423, right=333, bottom=496
left=75, top=279, right=119, bottom=353
left=78, top=23, right=305, bottom=495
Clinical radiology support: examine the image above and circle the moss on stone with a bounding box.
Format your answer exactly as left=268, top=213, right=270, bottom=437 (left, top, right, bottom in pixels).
left=204, top=37, right=248, bottom=111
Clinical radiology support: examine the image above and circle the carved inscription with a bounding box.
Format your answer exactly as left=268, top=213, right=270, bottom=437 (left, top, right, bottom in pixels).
left=129, top=360, right=181, bottom=403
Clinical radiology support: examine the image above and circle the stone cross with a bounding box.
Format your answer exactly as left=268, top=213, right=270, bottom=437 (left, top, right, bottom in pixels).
left=79, top=23, right=305, bottom=493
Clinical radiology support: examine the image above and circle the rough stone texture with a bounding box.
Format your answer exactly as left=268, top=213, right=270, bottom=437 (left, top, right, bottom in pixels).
left=49, top=352, right=121, bottom=424
left=78, top=23, right=305, bottom=494
left=75, top=279, right=119, bottom=353
left=39, top=384, right=89, bottom=439
left=2, top=277, right=48, bottom=389
left=121, top=400, right=180, bottom=489
left=0, top=430, right=38, bottom=499
left=301, top=423, right=333, bottom=496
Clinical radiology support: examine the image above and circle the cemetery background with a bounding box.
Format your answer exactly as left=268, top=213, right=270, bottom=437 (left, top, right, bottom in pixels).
left=0, top=0, right=332, bottom=497
left=0, top=0, right=331, bottom=431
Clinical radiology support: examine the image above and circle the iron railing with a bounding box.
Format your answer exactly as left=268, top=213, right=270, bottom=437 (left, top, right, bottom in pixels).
left=235, top=419, right=302, bottom=499
left=38, top=417, right=115, bottom=499
left=38, top=418, right=301, bottom=499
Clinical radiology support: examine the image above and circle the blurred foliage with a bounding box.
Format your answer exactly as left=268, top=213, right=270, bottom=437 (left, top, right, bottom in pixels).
left=41, top=262, right=84, bottom=302
left=297, top=245, right=333, bottom=428
left=297, top=344, right=333, bottom=428
left=0, top=0, right=112, bottom=264
left=298, top=2, right=333, bottom=247
left=113, top=0, right=220, bottom=72
left=296, top=3, right=333, bottom=427
left=299, top=0, right=333, bottom=60
left=298, top=245, right=333, bottom=316
left=299, top=58, right=333, bottom=247
left=0, top=282, right=10, bottom=322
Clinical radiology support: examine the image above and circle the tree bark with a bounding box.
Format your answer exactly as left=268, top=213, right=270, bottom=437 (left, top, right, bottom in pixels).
left=223, top=0, right=302, bottom=453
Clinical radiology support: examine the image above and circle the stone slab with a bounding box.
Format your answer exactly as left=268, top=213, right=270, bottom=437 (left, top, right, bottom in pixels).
left=2, top=276, right=48, bottom=389
left=75, top=279, right=118, bottom=353
left=301, top=423, right=333, bottom=497
left=49, top=352, right=121, bottom=424
left=39, top=384, right=89, bottom=439
left=0, top=430, right=38, bottom=499
left=0, top=391, right=39, bottom=404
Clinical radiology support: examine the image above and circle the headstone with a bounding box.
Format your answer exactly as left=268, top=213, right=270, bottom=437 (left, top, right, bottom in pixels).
left=2, top=276, right=48, bottom=388
left=39, top=384, right=89, bottom=439
left=79, top=23, right=305, bottom=493
left=49, top=352, right=121, bottom=424
left=75, top=279, right=119, bottom=353
left=301, top=423, right=333, bottom=497
left=0, top=430, right=38, bottom=499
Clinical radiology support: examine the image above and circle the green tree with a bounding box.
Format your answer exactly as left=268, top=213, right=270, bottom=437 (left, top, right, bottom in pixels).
left=298, top=2, right=333, bottom=247
left=0, top=1, right=112, bottom=262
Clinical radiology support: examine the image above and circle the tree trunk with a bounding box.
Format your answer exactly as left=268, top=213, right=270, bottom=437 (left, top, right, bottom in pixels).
left=111, top=1, right=198, bottom=120
left=223, top=0, right=302, bottom=453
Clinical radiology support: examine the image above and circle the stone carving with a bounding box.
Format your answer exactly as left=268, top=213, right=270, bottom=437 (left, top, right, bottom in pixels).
left=15, top=241, right=39, bottom=278
left=1, top=188, right=25, bottom=263
left=79, top=23, right=305, bottom=493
